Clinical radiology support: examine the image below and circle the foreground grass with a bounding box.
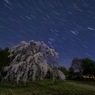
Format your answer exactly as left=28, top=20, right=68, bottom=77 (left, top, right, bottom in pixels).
left=0, top=80, right=95, bottom=95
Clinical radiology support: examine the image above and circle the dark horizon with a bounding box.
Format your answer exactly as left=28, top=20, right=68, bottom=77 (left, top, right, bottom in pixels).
left=0, top=0, right=95, bottom=68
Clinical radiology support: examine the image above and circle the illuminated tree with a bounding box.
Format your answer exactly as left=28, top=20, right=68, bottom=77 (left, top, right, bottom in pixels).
left=3, top=40, right=65, bottom=83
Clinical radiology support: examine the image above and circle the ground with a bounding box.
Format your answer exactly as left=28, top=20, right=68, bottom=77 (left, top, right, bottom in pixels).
left=0, top=80, right=95, bottom=95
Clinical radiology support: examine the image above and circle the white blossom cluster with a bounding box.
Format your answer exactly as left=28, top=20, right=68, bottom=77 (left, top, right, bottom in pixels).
left=3, top=40, right=65, bottom=83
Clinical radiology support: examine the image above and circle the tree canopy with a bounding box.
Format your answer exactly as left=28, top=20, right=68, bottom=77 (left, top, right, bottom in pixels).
left=82, top=58, right=95, bottom=76
left=0, top=48, right=10, bottom=70
left=69, top=57, right=95, bottom=80
left=2, top=40, right=65, bottom=83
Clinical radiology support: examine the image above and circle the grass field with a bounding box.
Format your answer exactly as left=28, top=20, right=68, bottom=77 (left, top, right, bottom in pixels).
left=0, top=80, right=95, bottom=95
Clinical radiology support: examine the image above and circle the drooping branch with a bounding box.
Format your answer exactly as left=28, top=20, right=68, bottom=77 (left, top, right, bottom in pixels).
left=3, top=40, right=65, bottom=83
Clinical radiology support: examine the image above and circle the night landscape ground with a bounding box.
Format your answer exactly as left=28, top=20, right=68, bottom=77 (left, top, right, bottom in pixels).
left=0, top=80, right=95, bottom=95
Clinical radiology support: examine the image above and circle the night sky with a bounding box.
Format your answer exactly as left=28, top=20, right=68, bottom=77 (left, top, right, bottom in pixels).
left=0, top=0, right=95, bottom=68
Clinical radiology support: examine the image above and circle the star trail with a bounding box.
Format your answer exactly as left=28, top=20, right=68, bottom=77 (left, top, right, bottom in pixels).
left=0, top=0, right=95, bottom=67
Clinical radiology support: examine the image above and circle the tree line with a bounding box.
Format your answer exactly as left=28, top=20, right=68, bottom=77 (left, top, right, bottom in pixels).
left=59, top=57, right=95, bottom=81
left=0, top=48, right=11, bottom=81
left=68, top=57, right=95, bottom=80
left=0, top=48, right=95, bottom=81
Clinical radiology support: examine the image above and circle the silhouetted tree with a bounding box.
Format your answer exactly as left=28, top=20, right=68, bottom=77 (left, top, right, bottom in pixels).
left=82, top=58, right=95, bottom=77
left=71, top=57, right=82, bottom=72
left=0, top=48, right=10, bottom=80
left=0, top=48, right=10, bottom=69
left=69, top=57, right=95, bottom=80
left=71, top=57, right=83, bottom=79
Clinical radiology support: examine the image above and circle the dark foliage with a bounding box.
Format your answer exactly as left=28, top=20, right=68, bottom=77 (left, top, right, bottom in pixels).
left=69, top=57, right=95, bottom=80
left=82, top=58, right=95, bottom=76
left=0, top=48, right=10, bottom=81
